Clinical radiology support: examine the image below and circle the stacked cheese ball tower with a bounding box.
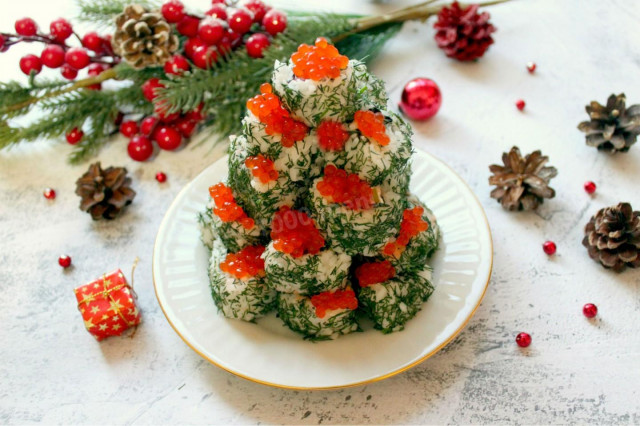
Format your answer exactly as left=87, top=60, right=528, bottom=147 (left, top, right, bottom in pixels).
left=199, top=38, right=440, bottom=340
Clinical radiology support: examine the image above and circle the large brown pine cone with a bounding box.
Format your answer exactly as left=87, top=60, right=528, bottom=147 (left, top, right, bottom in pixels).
left=112, top=4, right=179, bottom=69
left=433, top=1, right=496, bottom=62
left=75, top=162, right=136, bottom=220
left=582, top=203, right=640, bottom=272
left=488, top=146, right=557, bottom=211
left=577, top=93, right=640, bottom=153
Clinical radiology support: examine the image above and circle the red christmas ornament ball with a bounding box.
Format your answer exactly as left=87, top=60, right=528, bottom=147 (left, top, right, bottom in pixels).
left=262, top=9, right=287, bottom=36
left=43, top=188, right=56, bottom=200
left=515, top=332, right=531, bottom=348
left=154, top=125, right=182, bottom=150
left=583, top=303, right=598, bottom=318
left=15, top=17, right=38, bottom=36
left=58, top=255, right=72, bottom=268
left=19, top=54, right=42, bottom=75
left=246, top=33, right=270, bottom=58
left=41, top=45, right=66, bottom=68
left=542, top=240, right=557, bottom=255
left=398, top=78, right=442, bottom=121
left=155, top=172, right=167, bottom=183
left=516, top=99, right=526, bottom=111
left=50, top=18, right=73, bottom=42
left=127, top=135, right=154, bottom=161
left=66, top=128, right=84, bottom=145
left=584, top=181, right=596, bottom=194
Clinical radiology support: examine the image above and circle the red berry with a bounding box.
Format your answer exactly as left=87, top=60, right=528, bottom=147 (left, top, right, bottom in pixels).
left=176, top=15, right=201, bottom=38
left=205, top=5, right=228, bottom=20
left=0, top=34, right=5, bottom=50
left=120, top=120, right=139, bottom=137
left=87, top=63, right=106, bottom=77
left=19, top=54, right=42, bottom=75
left=15, top=18, right=38, bottom=36
left=161, top=0, right=185, bottom=23
left=141, top=78, right=165, bottom=102
left=127, top=135, right=153, bottom=161
left=184, top=37, right=207, bottom=59
left=164, top=54, right=190, bottom=75
left=191, top=46, right=218, bottom=69
left=246, top=33, right=270, bottom=58
left=243, top=0, right=270, bottom=23
left=185, top=109, right=204, bottom=122
left=516, top=99, right=526, bottom=111
left=65, top=47, right=90, bottom=70
left=140, top=116, right=159, bottom=135
left=198, top=18, right=225, bottom=45
left=50, top=18, right=73, bottom=42
left=41, top=45, right=65, bottom=68
left=43, top=188, right=56, bottom=200
left=527, top=62, right=536, bottom=73
left=584, top=181, right=596, bottom=195
left=542, top=240, right=556, bottom=255
left=175, top=117, right=197, bottom=137
left=66, top=128, right=84, bottom=145
left=155, top=103, right=180, bottom=123
left=262, top=10, right=287, bottom=36
left=228, top=9, right=253, bottom=34
left=155, top=171, right=167, bottom=183
left=61, top=64, right=78, bottom=80
left=515, top=332, right=531, bottom=348
left=58, top=255, right=72, bottom=268
left=82, top=32, right=103, bottom=52
left=583, top=303, right=598, bottom=319
left=154, top=125, right=182, bottom=150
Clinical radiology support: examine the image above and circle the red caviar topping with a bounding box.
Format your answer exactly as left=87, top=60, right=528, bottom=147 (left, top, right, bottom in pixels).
left=219, top=245, right=266, bottom=280
left=310, top=288, right=358, bottom=318
left=354, top=110, right=390, bottom=146
left=245, top=154, right=279, bottom=183
left=316, top=165, right=374, bottom=210
left=209, top=183, right=255, bottom=229
left=246, top=84, right=308, bottom=147
left=355, top=261, right=396, bottom=287
left=317, top=120, right=349, bottom=151
left=271, top=206, right=325, bottom=258
left=383, top=207, right=429, bottom=256
left=291, top=37, right=349, bottom=81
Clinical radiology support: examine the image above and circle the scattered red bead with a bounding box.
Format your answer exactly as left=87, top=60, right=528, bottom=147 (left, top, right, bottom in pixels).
left=516, top=99, right=526, bottom=111
left=155, top=172, right=167, bottom=183
left=43, top=188, right=56, bottom=200
left=228, top=9, right=253, bottom=34
left=399, top=78, right=442, bottom=121
left=515, top=332, right=531, bottom=348
left=583, top=303, right=598, bottom=319
left=65, top=128, right=84, bottom=145
left=542, top=240, right=557, bottom=255
left=65, top=47, right=90, bottom=70
left=82, top=32, right=103, bottom=52
left=19, top=54, right=42, bottom=75
left=246, top=33, right=270, bottom=58
left=58, top=255, right=72, bottom=268
left=154, top=125, right=182, bottom=150
left=584, top=181, right=596, bottom=195
left=50, top=18, right=73, bottom=42
left=161, top=0, right=186, bottom=23
left=127, top=135, right=154, bottom=162
left=262, top=9, right=287, bottom=36
left=526, top=62, right=536, bottom=73
left=15, top=17, right=38, bottom=36
left=120, top=120, right=139, bottom=138
left=41, top=45, right=65, bottom=69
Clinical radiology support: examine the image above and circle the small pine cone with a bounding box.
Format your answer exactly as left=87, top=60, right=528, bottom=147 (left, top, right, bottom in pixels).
left=112, top=4, right=179, bottom=69
left=488, top=146, right=557, bottom=211
left=577, top=93, right=640, bottom=153
left=433, top=1, right=496, bottom=61
left=583, top=203, right=640, bottom=272
left=75, top=162, right=136, bottom=220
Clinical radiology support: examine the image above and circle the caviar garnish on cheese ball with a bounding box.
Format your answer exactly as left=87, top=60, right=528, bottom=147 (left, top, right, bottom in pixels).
left=263, top=206, right=351, bottom=295
left=208, top=238, right=276, bottom=322
left=277, top=287, right=359, bottom=340
left=272, top=37, right=388, bottom=127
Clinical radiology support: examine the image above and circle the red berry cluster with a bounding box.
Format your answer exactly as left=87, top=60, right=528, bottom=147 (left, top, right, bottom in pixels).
left=162, top=0, right=287, bottom=64
left=2, top=17, right=118, bottom=79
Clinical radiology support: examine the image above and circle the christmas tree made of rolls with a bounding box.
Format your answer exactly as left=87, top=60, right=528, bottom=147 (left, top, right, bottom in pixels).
left=199, top=38, right=440, bottom=340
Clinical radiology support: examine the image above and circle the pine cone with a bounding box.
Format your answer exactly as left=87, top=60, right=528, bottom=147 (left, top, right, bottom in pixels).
left=112, top=4, right=179, bottom=69
left=488, top=146, right=557, bottom=211
left=583, top=203, right=640, bottom=272
left=577, top=93, right=640, bottom=153
left=75, top=162, right=136, bottom=220
left=433, top=1, right=496, bottom=61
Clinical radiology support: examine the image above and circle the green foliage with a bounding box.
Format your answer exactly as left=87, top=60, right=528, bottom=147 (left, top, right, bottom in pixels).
left=335, top=22, right=403, bottom=64
left=76, top=0, right=160, bottom=28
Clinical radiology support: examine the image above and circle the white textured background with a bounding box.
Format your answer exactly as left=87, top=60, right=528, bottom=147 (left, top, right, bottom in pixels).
left=1, top=0, right=639, bottom=424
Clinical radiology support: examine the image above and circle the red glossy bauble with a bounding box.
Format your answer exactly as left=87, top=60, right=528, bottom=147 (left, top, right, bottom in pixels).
left=398, top=78, right=442, bottom=121
left=154, top=126, right=182, bottom=150
left=515, top=332, right=531, bottom=348
left=43, top=188, right=56, bottom=200
left=583, top=303, right=598, bottom=318
left=65, top=128, right=84, bottom=145
left=127, top=135, right=153, bottom=161
left=155, top=172, right=167, bottom=183
left=58, top=255, right=72, bottom=268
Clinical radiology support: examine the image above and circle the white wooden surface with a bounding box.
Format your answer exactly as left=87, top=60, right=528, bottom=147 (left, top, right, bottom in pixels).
left=1, top=0, right=639, bottom=424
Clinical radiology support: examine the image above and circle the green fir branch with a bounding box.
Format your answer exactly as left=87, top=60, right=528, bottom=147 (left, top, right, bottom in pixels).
left=76, top=0, right=160, bottom=28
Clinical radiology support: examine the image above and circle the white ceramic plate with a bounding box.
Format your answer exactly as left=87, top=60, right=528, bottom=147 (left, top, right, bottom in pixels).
left=153, top=149, right=493, bottom=389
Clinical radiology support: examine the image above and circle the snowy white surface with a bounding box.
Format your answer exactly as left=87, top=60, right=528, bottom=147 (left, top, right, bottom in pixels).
left=1, top=0, right=639, bottom=424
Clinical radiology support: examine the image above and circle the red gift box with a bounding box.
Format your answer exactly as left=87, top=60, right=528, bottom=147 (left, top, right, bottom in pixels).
left=74, top=269, right=141, bottom=341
